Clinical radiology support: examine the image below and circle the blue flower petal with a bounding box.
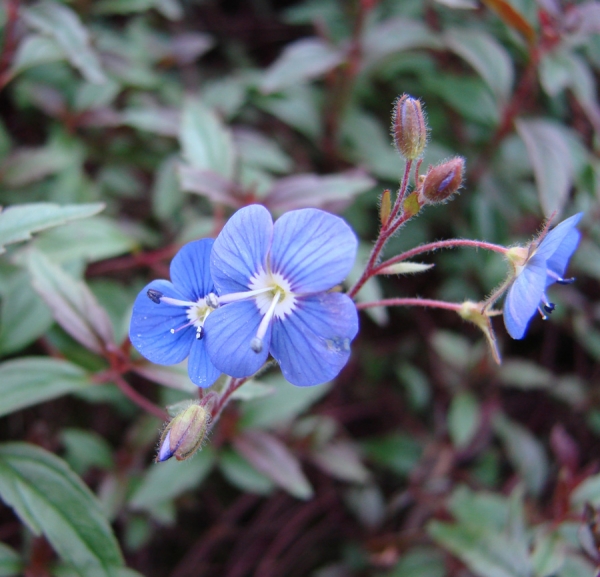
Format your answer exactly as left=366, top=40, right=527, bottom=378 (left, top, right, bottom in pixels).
left=270, top=209, right=357, bottom=293
left=270, top=293, right=358, bottom=386
left=204, top=300, right=270, bottom=377
left=545, top=227, right=580, bottom=285
left=187, top=338, right=221, bottom=387
left=535, top=212, right=583, bottom=261
left=170, top=239, right=215, bottom=301
left=211, top=205, right=273, bottom=294
left=503, top=254, right=547, bottom=339
left=129, top=280, right=194, bottom=364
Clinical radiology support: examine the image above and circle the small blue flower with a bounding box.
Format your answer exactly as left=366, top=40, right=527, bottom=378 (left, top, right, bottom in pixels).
left=204, top=205, right=359, bottom=387
left=504, top=212, right=583, bottom=339
left=129, top=239, right=221, bottom=387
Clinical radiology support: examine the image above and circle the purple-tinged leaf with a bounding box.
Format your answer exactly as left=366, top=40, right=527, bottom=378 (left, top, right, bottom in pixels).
left=0, top=203, right=104, bottom=254
left=120, top=107, right=180, bottom=137
left=444, top=27, right=514, bottom=102
left=260, top=38, right=344, bottom=94
left=178, top=164, right=240, bottom=207
left=23, top=2, right=107, bottom=84
left=515, top=118, right=574, bottom=217
left=362, top=18, right=443, bottom=68
left=265, top=170, right=374, bottom=213
left=311, top=441, right=370, bottom=484
left=179, top=99, right=235, bottom=178
left=233, top=430, right=313, bottom=500
left=26, top=250, right=115, bottom=354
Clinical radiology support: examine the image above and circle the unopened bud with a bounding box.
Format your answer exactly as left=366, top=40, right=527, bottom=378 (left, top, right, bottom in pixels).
left=156, top=403, right=210, bottom=462
left=419, top=157, right=464, bottom=204
left=392, top=94, right=428, bottom=160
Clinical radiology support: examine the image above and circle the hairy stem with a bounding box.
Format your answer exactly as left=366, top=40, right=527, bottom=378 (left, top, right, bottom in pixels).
left=373, top=238, right=508, bottom=274
left=356, top=298, right=463, bottom=312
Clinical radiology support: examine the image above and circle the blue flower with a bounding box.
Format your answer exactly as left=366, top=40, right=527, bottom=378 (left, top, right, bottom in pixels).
left=504, top=212, right=583, bottom=339
left=203, top=205, right=359, bottom=387
left=129, top=239, right=221, bottom=387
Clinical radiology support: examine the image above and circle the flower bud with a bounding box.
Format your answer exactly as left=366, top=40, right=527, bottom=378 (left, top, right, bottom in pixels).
left=156, top=403, right=210, bottom=462
left=392, top=94, right=428, bottom=160
left=419, top=157, right=464, bottom=204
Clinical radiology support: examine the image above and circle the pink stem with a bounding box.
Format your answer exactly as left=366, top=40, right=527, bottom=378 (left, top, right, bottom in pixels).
left=356, top=298, right=463, bottom=312
left=373, top=239, right=508, bottom=274
left=212, top=377, right=248, bottom=420
left=348, top=162, right=415, bottom=299
left=113, top=374, right=168, bottom=420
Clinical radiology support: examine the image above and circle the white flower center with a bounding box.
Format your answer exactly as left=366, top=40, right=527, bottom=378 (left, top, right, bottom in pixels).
left=248, top=269, right=296, bottom=319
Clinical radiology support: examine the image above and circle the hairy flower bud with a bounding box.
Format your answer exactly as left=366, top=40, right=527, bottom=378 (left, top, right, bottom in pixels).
left=156, top=403, right=210, bottom=462
left=392, top=94, right=428, bottom=160
left=419, top=157, right=464, bottom=204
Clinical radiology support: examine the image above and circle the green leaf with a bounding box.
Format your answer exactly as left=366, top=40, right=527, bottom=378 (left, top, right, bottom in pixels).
left=493, top=414, right=549, bottom=495
left=311, top=441, right=370, bottom=484
left=233, top=430, right=313, bottom=500
left=0, top=265, right=53, bottom=355
left=0, top=542, right=23, bottom=577
left=0, top=357, right=92, bottom=417
left=0, top=442, right=123, bottom=576
left=23, top=1, right=107, bottom=84
left=179, top=99, right=235, bottom=179
left=429, top=521, right=531, bottom=577
left=152, top=156, right=184, bottom=221
left=260, top=38, right=344, bottom=94
left=570, top=472, right=600, bottom=509
left=26, top=250, right=115, bottom=354
left=219, top=449, right=275, bottom=495
left=230, top=380, right=275, bottom=401
left=255, top=85, right=322, bottom=140
left=515, top=118, right=574, bottom=217
left=499, top=360, right=554, bottom=389
left=362, top=17, right=443, bottom=67
left=0, top=203, right=103, bottom=255
left=10, top=34, right=64, bottom=76
left=387, top=547, right=445, bottom=577
left=444, top=27, right=514, bottom=102
left=129, top=448, right=215, bottom=512
left=448, top=392, right=480, bottom=449
left=240, top=373, right=330, bottom=429
left=60, top=429, right=114, bottom=475
left=32, top=217, right=136, bottom=264
left=361, top=434, right=421, bottom=476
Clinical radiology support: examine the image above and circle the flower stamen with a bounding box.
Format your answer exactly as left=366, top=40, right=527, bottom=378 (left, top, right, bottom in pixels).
left=251, top=290, right=282, bottom=353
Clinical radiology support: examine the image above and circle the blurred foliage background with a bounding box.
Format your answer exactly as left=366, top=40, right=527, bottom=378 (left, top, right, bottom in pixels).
left=0, top=0, right=600, bottom=576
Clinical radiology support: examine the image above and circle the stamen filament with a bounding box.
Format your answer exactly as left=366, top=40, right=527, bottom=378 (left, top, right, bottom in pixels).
left=251, top=291, right=281, bottom=353
left=170, top=321, right=194, bottom=334
left=218, top=286, right=274, bottom=305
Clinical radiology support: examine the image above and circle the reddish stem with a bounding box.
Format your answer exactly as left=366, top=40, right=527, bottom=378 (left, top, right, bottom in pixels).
left=113, top=373, right=167, bottom=420
left=373, top=238, right=508, bottom=274
left=212, top=377, right=248, bottom=420
left=348, top=161, right=415, bottom=299
left=0, top=0, right=19, bottom=91
left=356, top=298, right=462, bottom=312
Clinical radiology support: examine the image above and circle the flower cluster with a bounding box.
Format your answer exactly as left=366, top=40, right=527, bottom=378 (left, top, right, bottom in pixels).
left=130, top=205, right=359, bottom=388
